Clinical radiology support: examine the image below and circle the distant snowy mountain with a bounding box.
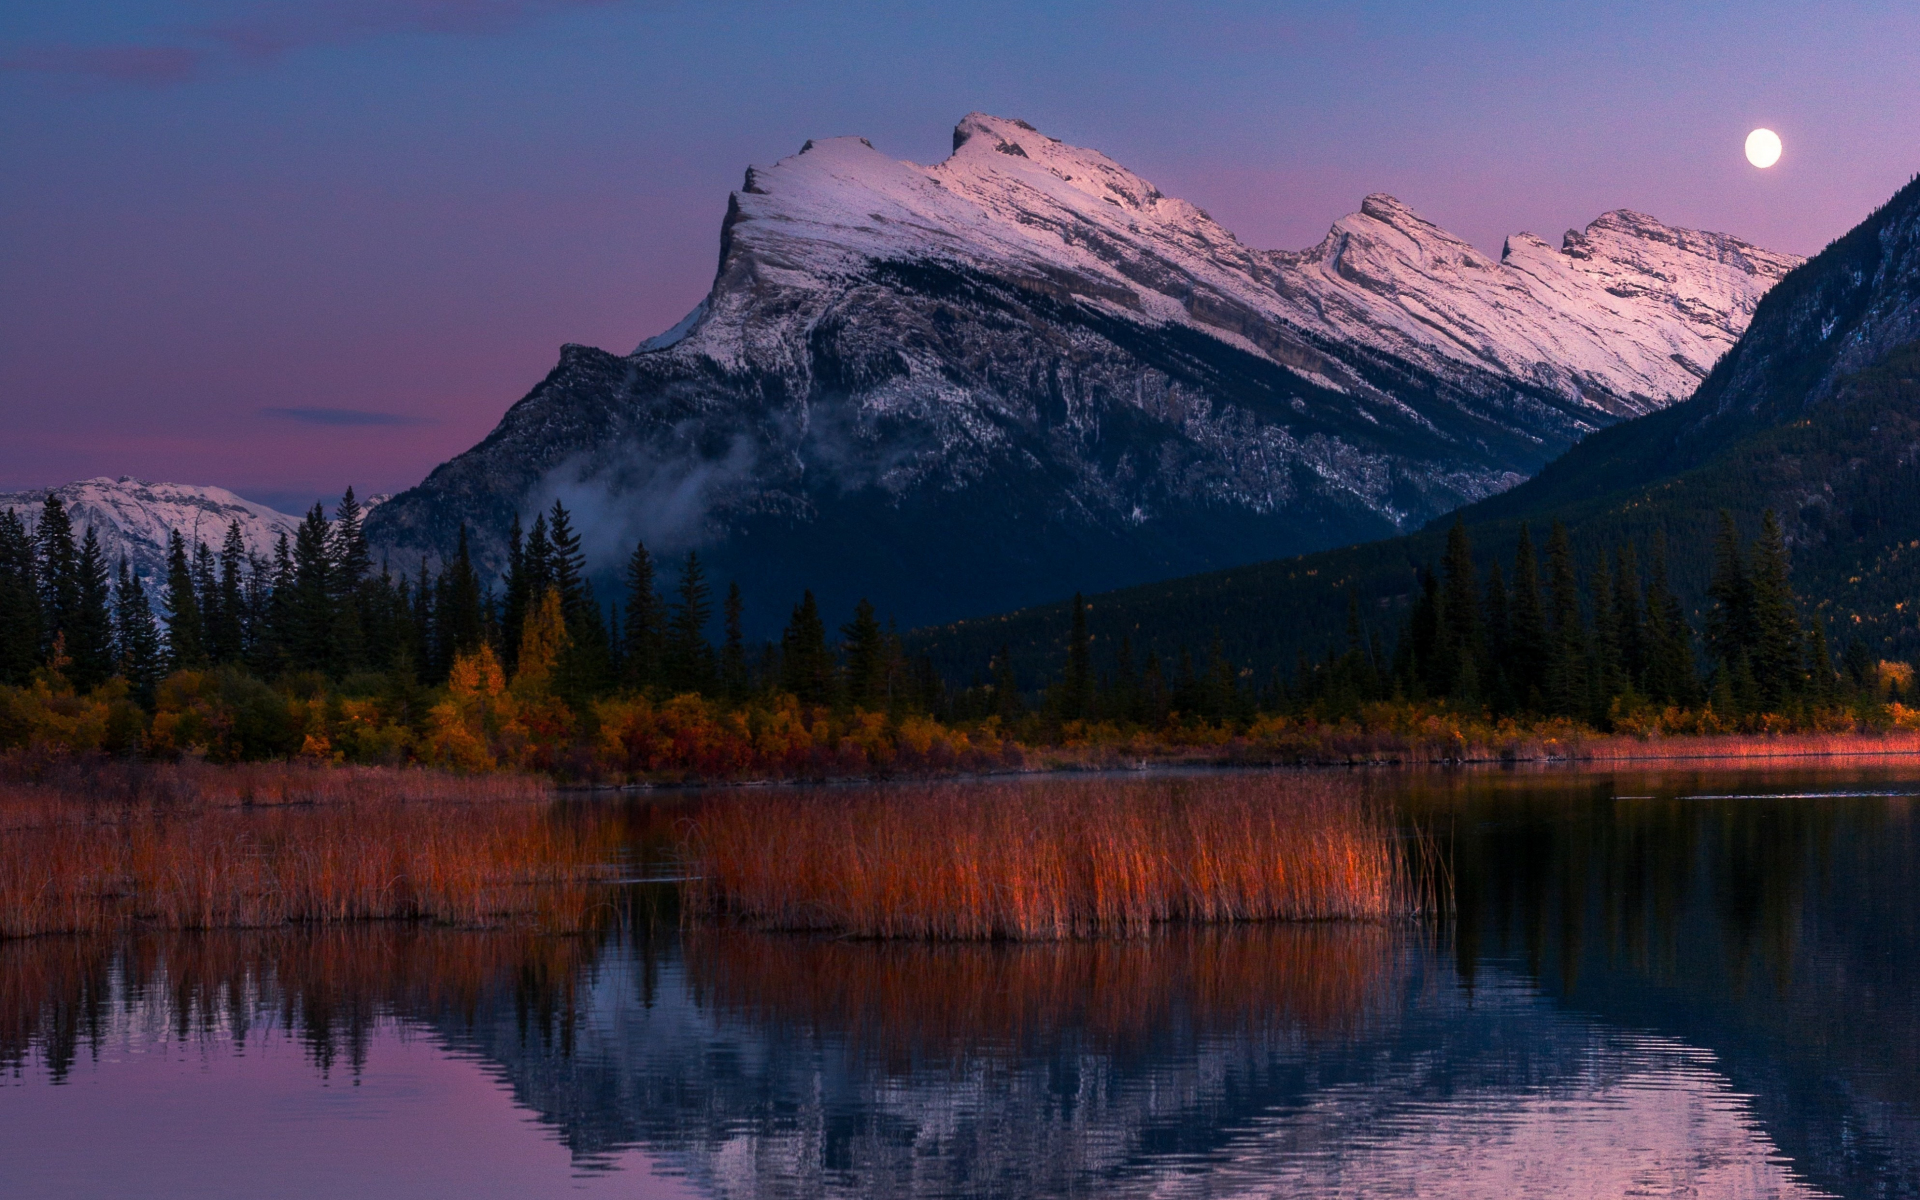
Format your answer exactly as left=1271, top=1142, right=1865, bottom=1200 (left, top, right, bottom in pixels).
left=366, top=113, right=1798, bottom=630
left=0, top=477, right=299, bottom=581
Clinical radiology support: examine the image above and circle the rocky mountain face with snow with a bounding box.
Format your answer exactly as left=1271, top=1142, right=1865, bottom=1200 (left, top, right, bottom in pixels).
left=0, top=477, right=299, bottom=581
left=365, top=113, right=1797, bottom=630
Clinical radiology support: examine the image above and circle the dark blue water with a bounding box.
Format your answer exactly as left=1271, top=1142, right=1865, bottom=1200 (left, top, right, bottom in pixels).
left=4, top=767, right=1916, bottom=1198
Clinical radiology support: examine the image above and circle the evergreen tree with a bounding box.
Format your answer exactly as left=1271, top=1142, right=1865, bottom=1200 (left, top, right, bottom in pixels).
left=1805, top=615, right=1837, bottom=707
left=432, top=526, right=486, bottom=678
left=1642, top=530, right=1698, bottom=706
left=0, top=509, right=41, bottom=685
left=555, top=582, right=611, bottom=704
left=1139, top=650, right=1167, bottom=725
left=522, top=515, right=555, bottom=605
left=1842, top=637, right=1875, bottom=693
left=1589, top=552, right=1623, bottom=723
left=163, top=530, right=207, bottom=671
left=1405, top=566, right=1441, bottom=697
left=1705, top=510, right=1755, bottom=672
left=1055, top=592, right=1093, bottom=720
left=1438, top=519, right=1481, bottom=704
left=621, top=540, right=664, bottom=691
left=1611, top=543, right=1646, bottom=689
left=67, top=527, right=116, bottom=690
left=328, top=489, right=369, bottom=672
left=664, top=552, right=715, bottom=695
left=1202, top=635, right=1238, bottom=721
left=208, top=521, right=248, bottom=664
left=991, top=643, right=1023, bottom=723
left=1544, top=522, right=1587, bottom=717
left=409, top=557, right=435, bottom=682
left=721, top=582, right=749, bottom=701
left=1112, top=634, right=1140, bottom=721
left=190, top=541, right=220, bottom=663
left=331, top=488, right=371, bottom=587
left=38, top=495, right=79, bottom=656
left=288, top=504, right=335, bottom=674
left=1508, top=525, right=1548, bottom=708
left=1747, top=510, right=1802, bottom=711
left=842, top=598, right=888, bottom=711
left=1481, top=561, right=1513, bottom=713
left=547, top=503, right=586, bottom=620
left=113, top=559, right=163, bottom=704
left=250, top=533, right=296, bottom=678
left=780, top=590, right=832, bottom=706
left=500, top=514, right=528, bottom=672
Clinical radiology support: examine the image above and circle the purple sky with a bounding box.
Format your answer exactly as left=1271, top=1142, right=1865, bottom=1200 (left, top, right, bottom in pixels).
left=4, top=1, right=1917, bottom=513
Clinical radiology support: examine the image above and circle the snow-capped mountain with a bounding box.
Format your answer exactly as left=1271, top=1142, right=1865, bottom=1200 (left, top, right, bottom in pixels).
left=0, top=477, right=299, bottom=581
left=366, top=113, right=1798, bottom=630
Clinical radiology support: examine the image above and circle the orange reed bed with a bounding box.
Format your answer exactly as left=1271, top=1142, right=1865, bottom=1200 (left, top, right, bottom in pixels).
left=1544, top=729, right=1920, bottom=763
left=1036, top=727, right=1920, bottom=770
left=687, top=923, right=1402, bottom=1053
left=682, top=776, right=1418, bottom=940
left=0, top=760, right=617, bottom=939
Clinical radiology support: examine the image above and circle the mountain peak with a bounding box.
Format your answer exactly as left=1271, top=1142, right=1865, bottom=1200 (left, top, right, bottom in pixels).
left=366, top=114, right=1802, bottom=631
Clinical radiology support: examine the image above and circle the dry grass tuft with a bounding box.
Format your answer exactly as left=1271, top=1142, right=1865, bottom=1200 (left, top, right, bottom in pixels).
left=0, top=759, right=615, bottom=939
left=684, top=775, right=1416, bottom=940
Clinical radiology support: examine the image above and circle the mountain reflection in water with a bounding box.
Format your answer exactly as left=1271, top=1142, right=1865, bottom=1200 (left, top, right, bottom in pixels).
left=3, top=768, right=1917, bottom=1199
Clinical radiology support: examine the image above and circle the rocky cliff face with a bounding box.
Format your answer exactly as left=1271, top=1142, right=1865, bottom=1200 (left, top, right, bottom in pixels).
left=0, top=477, right=299, bottom=581
left=365, top=113, right=1796, bottom=630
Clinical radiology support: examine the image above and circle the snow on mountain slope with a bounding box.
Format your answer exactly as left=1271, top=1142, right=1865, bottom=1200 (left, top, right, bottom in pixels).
left=366, top=113, right=1799, bottom=632
left=694, top=113, right=1796, bottom=417
left=0, top=477, right=299, bottom=581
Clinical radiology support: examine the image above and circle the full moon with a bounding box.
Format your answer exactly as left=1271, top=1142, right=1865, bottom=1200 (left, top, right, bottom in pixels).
left=1745, top=128, right=1783, bottom=168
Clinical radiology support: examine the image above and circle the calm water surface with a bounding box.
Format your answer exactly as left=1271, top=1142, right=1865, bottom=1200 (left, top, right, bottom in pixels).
left=4, top=766, right=1917, bottom=1198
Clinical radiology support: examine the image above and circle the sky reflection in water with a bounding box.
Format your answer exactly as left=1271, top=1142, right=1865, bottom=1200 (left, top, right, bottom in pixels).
left=3, top=766, right=1915, bottom=1199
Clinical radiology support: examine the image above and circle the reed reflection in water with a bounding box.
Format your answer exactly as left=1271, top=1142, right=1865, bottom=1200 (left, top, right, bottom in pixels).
left=5, top=770, right=1916, bottom=1199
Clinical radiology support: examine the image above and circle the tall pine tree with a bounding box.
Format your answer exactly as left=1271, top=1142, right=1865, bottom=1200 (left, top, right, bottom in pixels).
left=163, top=530, right=207, bottom=671
left=664, top=552, right=715, bottom=695
left=0, top=508, right=41, bottom=685
left=1543, top=522, right=1587, bottom=717
left=1508, top=526, right=1548, bottom=708
left=67, top=527, right=116, bottom=690
left=113, top=559, right=163, bottom=704
left=1747, top=510, right=1803, bottom=711
left=38, top=495, right=79, bottom=658
left=843, top=597, right=888, bottom=712
left=621, top=540, right=664, bottom=691
left=780, top=591, right=832, bottom=707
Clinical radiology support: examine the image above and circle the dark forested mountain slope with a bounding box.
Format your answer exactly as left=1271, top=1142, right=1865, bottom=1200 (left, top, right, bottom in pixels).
left=365, top=113, right=1790, bottom=634
left=910, top=173, right=1920, bottom=688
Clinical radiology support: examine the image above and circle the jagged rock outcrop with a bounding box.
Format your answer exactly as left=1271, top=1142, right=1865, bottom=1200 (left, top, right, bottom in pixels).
left=365, top=113, right=1796, bottom=629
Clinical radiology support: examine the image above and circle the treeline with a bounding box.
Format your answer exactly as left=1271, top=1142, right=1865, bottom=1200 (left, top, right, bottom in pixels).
left=966, top=510, right=1879, bottom=733
left=0, top=483, right=1899, bottom=773
left=1339, top=511, right=1852, bottom=726
left=0, top=489, right=954, bottom=721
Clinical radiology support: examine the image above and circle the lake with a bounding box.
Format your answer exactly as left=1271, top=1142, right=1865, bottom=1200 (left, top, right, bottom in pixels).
left=3, top=765, right=1916, bottom=1198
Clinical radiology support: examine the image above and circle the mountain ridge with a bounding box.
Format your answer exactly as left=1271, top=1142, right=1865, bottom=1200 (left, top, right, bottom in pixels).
left=363, top=113, right=1795, bottom=633
left=0, top=477, right=300, bottom=583
left=906, top=171, right=1920, bottom=688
